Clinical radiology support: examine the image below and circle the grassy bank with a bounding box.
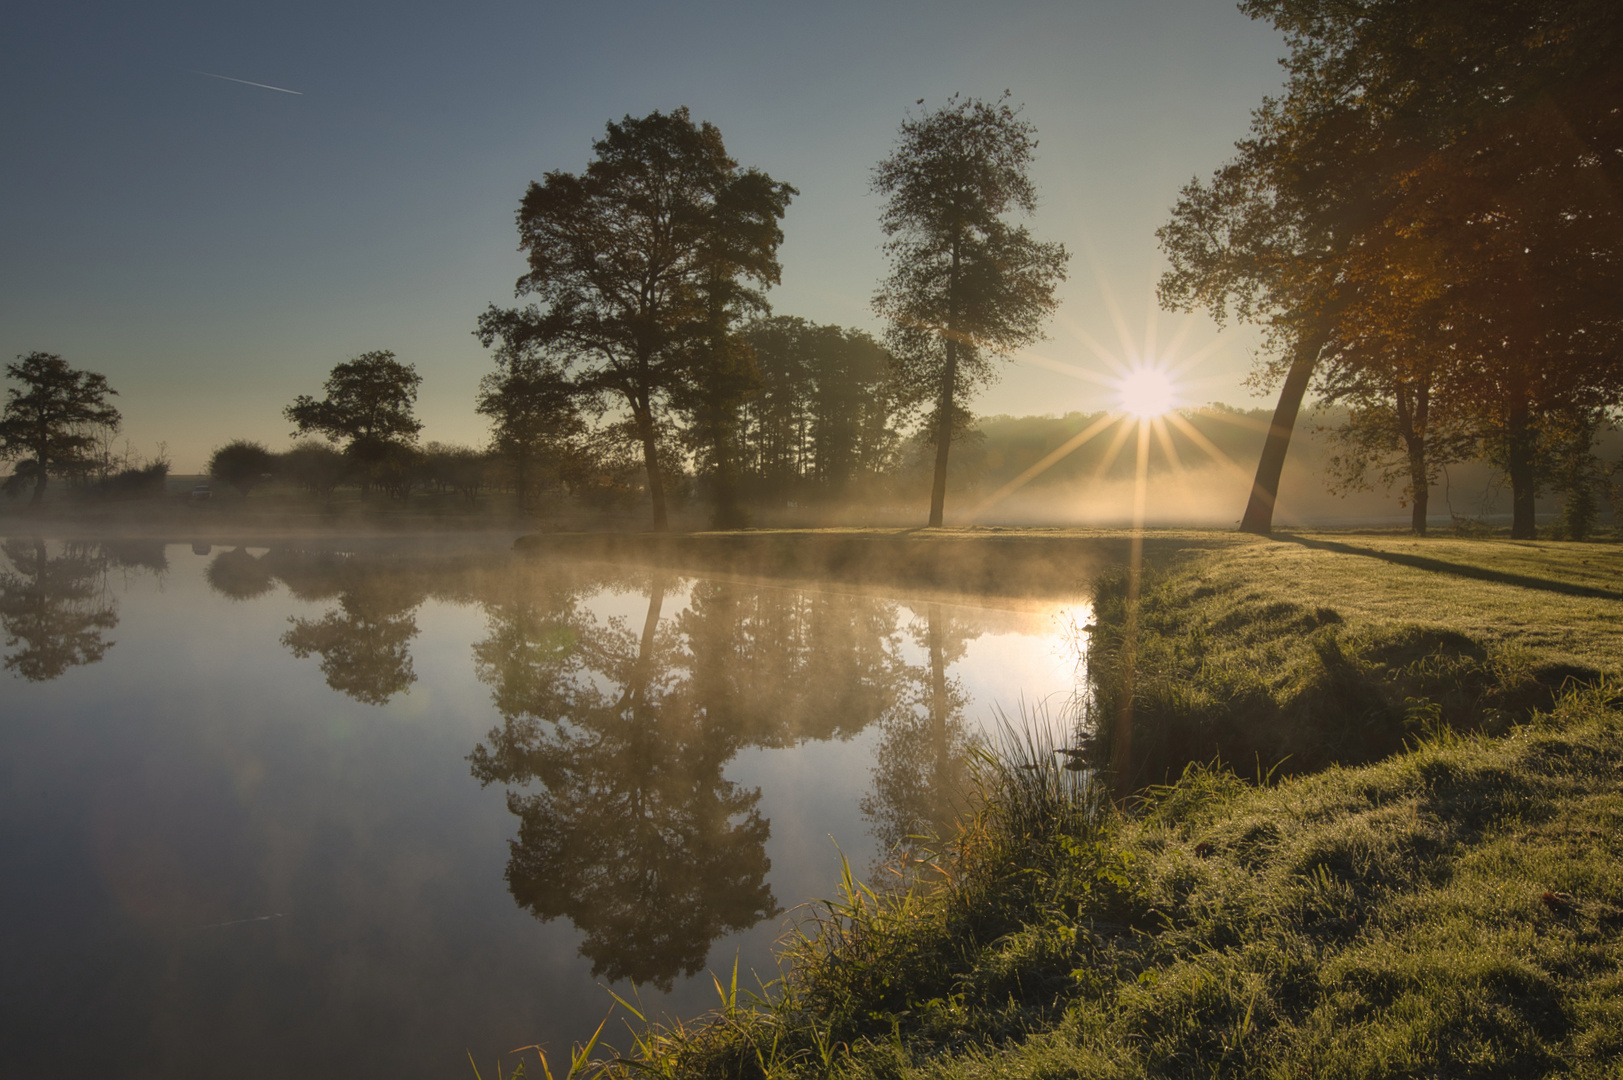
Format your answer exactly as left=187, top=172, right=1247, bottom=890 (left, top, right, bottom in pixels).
left=577, top=535, right=1623, bottom=1080
left=1087, top=535, right=1623, bottom=791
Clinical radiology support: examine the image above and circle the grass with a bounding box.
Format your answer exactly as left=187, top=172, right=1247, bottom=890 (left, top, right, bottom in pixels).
left=584, top=533, right=1623, bottom=1080
left=1085, top=537, right=1622, bottom=791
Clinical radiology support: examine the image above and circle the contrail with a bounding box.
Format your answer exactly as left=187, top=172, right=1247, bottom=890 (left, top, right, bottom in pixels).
left=192, top=912, right=287, bottom=930
left=192, top=70, right=303, bottom=95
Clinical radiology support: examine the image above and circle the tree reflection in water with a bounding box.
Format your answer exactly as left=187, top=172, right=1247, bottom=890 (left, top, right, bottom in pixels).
left=860, top=603, right=980, bottom=857
left=234, top=549, right=427, bottom=706
left=0, top=538, right=120, bottom=681
left=467, top=568, right=967, bottom=990
left=190, top=546, right=997, bottom=989
left=204, top=547, right=276, bottom=600
left=470, top=573, right=778, bottom=989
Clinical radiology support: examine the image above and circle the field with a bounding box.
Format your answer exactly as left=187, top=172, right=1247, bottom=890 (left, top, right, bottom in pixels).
left=571, top=531, right=1623, bottom=1080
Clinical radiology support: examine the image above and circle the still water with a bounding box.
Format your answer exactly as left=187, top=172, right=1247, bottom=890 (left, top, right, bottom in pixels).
left=0, top=536, right=1087, bottom=1079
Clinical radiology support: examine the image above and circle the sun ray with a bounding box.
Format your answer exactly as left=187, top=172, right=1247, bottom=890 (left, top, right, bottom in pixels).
left=1162, top=411, right=1257, bottom=486
left=1091, top=414, right=1139, bottom=480
left=1150, top=415, right=1186, bottom=475
left=959, top=412, right=1119, bottom=521
left=1055, top=310, right=1133, bottom=378
left=1019, top=349, right=1121, bottom=387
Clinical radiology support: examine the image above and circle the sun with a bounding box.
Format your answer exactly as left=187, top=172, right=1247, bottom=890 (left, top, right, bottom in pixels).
left=1115, top=365, right=1178, bottom=419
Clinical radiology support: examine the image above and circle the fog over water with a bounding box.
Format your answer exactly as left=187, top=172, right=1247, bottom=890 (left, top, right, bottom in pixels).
left=0, top=537, right=1087, bottom=1078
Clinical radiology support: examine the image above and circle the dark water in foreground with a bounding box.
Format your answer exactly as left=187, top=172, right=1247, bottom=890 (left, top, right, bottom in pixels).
left=0, top=537, right=1087, bottom=1079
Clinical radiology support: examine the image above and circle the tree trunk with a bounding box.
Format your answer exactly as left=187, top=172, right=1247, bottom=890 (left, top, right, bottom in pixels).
left=634, top=404, right=668, bottom=532
left=1397, top=380, right=1430, bottom=536
left=710, top=417, right=745, bottom=530
left=1506, top=393, right=1537, bottom=539
left=1239, top=334, right=1323, bottom=535
left=928, top=340, right=956, bottom=528
left=29, top=467, right=48, bottom=507
left=928, top=247, right=961, bottom=529
left=1409, top=466, right=1430, bottom=534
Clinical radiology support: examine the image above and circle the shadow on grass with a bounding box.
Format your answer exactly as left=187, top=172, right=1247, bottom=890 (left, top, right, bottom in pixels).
left=1272, top=533, right=1623, bottom=602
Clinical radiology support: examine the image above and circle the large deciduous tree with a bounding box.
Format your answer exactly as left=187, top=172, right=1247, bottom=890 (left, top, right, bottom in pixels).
left=1161, top=0, right=1623, bottom=537
left=284, top=350, right=423, bottom=494
left=0, top=352, right=122, bottom=506
left=488, top=108, right=794, bottom=531
left=872, top=94, right=1069, bottom=528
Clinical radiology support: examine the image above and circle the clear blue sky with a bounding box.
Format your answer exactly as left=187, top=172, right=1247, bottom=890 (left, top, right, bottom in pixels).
left=1, top=0, right=1286, bottom=471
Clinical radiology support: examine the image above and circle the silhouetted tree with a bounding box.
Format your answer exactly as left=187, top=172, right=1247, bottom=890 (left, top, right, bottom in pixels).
left=421, top=442, right=491, bottom=505
left=277, top=439, right=347, bottom=500
left=0, top=352, right=122, bottom=505
left=672, top=166, right=796, bottom=528
left=473, top=313, right=589, bottom=509
left=487, top=108, right=794, bottom=530
left=738, top=318, right=907, bottom=503
left=285, top=351, right=422, bottom=494
left=207, top=439, right=277, bottom=497
left=873, top=95, right=1069, bottom=527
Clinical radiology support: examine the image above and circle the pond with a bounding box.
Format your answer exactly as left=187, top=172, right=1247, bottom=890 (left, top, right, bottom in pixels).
left=0, top=536, right=1089, bottom=1079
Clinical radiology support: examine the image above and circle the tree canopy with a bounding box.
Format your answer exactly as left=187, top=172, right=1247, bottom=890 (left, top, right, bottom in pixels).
left=285, top=351, right=422, bottom=456
left=207, top=439, right=277, bottom=497
left=872, top=94, right=1069, bottom=527
left=1160, top=0, right=1623, bottom=536
left=483, top=107, right=795, bottom=530
left=0, top=352, right=122, bottom=505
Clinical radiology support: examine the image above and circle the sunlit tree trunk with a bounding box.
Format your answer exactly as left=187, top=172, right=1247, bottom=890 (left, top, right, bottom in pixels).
left=1239, top=334, right=1323, bottom=535
left=1506, top=390, right=1537, bottom=540
left=1395, top=380, right=1431, bottom=535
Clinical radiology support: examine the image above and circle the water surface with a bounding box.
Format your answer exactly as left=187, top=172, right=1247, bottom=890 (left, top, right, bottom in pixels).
left=0, top=537, right=1086, bottom=1078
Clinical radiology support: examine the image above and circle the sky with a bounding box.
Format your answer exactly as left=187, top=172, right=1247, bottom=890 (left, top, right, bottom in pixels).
left=1, top=0, right=1288, bottom=472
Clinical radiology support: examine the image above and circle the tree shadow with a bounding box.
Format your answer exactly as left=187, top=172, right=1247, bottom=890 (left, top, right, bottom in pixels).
left=1271, top=533, right=1623, bottom=602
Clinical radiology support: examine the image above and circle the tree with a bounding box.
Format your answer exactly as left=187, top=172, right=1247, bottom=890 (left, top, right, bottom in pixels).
left=872, top=95, right=1069, bottom=527
left=421, top=442, right=491, bottom=505
left=489, top=107, right=795, bottom=530
left=1161, top=0, right=1623, bottom=537
left=284, top=351, right=423, bottom=493
left=738, top=318, right=907, bottom=504
left=0, top=352, right=122, bottom=506
left=207, top=439, right=277, bottom=497
left=474, top=309, right=589, bottom=510
left=277, top=439, right=347, bottom=500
